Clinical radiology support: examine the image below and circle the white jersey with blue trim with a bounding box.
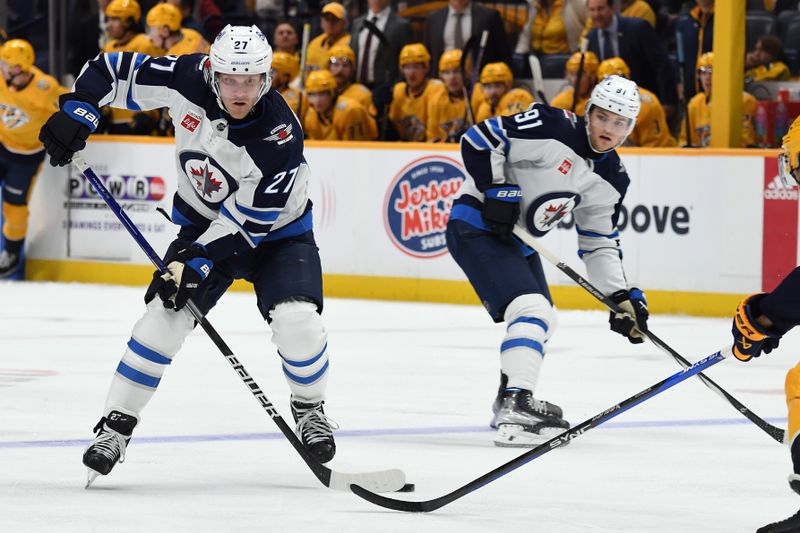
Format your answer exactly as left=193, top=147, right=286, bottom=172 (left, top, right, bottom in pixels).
left=72, top=51, right=309, bottom=261
left=457, top=104, right=631, bottom=296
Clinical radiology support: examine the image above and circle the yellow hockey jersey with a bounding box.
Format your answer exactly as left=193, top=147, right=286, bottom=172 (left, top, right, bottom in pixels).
left=550, top=87, right=589, bottom=116
left=628, top=88, right=676, bottom=147
left=166, top=28, right=210, bottom=56
left=474, top=88, right=534, bottom=123
left=341, top=83, right=376, bottom=116
left=0, top=66, right=68, bottom=153
left=103, top=34, right=162, bottom=126
left=304, top=96, right=377, bottom=140
left=426, top=91, right=469, bottom=143
left=279, top=87, right=308, bottom=123
left=389, top=79, right=446, bottom=142
left=306, top=33, right=351, bottom=72
left=745, top=61, right=791, bottom=83
left=680, top=91, right=756, bottom=148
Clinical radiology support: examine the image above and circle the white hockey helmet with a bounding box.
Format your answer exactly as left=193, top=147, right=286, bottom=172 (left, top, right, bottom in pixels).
left=584, top=74, right=641, bottom=152
left=205, top=24, right=273, bottom=112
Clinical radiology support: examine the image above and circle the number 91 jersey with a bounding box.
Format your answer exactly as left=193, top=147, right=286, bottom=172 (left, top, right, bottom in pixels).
left=454, top=103, right=632, bottom=296
left=72, top=52, right=309, bottom=261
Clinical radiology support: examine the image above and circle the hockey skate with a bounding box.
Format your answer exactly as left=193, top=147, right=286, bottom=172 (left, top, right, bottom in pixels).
left=494, top=388, right=569, bottom=447
left=82, top=410, right=138, bottom=488
left=489, top=373, right=565, bottom=429
left=291, top=397, right=338, bottom=464
left=0, top=250, right=20, bottom=279
left=757, top=508, right=800, bottom=533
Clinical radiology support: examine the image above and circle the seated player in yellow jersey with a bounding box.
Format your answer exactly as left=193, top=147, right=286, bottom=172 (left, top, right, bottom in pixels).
left=745, top=35, right=791, bottom=84
left=327, top=45, right=376, bottom=117
left=103, top=0, right=162, bottom=135
left=272, top=52, right=307, bottom=121
left=146, top=3, right=210, bottom=56
left=474, top=62, right=534, bottom=123
left=0, top=40, right=68, bottom=278
left=427, top=49, right=471, bottom=143
left=681, top=52, right=756, bottom=148
left=550, top=51, right=598, bottom=117
left=304, top=70, right=377, bottom=141
left=388, top=43, right=446, bottom=142
left=305, top=3, right=351, bottom=75
left=598, top=57, right=676, bottom=147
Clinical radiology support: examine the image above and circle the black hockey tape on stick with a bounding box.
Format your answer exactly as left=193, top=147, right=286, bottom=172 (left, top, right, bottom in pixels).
left=571, top=38, right=588, bottom=113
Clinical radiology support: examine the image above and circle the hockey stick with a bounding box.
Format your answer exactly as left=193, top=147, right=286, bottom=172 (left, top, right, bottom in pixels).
left=470, top=30, right=489, bottom=91
left=675, top=32, right=693, bottom=147
left=510, top=225, right=785, bottom=443
left=70, top=155, right=409, bottom=493
left=527, top=54, right=548, bottom=105
left=351, top=346, right=731, bottom=511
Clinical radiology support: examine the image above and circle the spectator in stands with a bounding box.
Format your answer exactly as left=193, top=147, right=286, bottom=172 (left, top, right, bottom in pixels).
left=427, top=49, right=471, bottom=143
left=272, top=51, right=307, bottom=121
left=162, top=0, right=207, bottom=39
left=350, top=0, right=412, bottom=89
left=147, top=3, right=210, bottom=55
left=746, top=35, right=791, bottom=83
left=586, top=0, right=677, bottom=112
left=389, top=43, right=446, bottom=141
left=550, top=51, right=598, bottom=115
left=273, top=20, right=299, bottom=58
left=582, top=0, right=656, bottom=38
left=515, top=0, right=587, bottom=57
left=327, top=45, right=376, bottom=116
left=103, top=0, right=162, bottom=134
left=304, top=69, right=378, bottom=140
left=598, top=56, right=677, bottom=147
left=0, top=40, right=68, bottom=278
left=680, top=52, right=756, bottom=148
left=306, top=3, right=350, bottom=73
left=423, top=0, right=511, bottom=77
left=674, top=0, right=713, bottom=100
left=474, top=62, right=534, bottom=122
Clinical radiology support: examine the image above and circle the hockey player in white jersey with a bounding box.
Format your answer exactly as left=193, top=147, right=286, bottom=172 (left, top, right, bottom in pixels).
left=38, top=26, right=338, bottom=483
left=447, top=75, right=648, bottom=447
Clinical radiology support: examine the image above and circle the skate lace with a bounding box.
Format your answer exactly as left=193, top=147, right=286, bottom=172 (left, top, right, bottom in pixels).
left=91, top=430, right=128, bottom=464
left=295, top=407, right=339, bottom=445
left=528, top=397, right=553, bottom=416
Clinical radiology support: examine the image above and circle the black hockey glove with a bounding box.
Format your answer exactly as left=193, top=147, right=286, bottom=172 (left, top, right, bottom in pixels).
left=731, top=293, right=781, bottom=362
left=609, top=288, right=649, bottom=344
left=482, top=184, right=522, bottom=238
left=38, top=94, right=100, bottom=167
left=146, top=245, right=214, bottom=311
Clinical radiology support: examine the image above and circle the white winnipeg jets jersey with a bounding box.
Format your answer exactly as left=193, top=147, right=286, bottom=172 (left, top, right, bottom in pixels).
left=455, top=104, right=631, bottom=296
left=73, top=52, right=310, bottom=261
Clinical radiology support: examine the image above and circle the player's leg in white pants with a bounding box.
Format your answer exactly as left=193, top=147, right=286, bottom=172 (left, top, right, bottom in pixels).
left=501, top=293, right=555, bottom=393
left=102, top=299, right=196, bottom=421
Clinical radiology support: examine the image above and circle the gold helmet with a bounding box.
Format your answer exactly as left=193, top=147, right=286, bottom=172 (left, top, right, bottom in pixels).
left=779, top=117, right=800, bottom=186
left=146, top=3, right=182, bottom=32
left=697, top=52, right=714, bottom=72
left=271, top=51, right=299, bottom=79
left=438, top=49, right=462, bottom=73
left=305, top=69, right=337, bottom=93
left=480, top=62, right=513, bottom=86
left=566, top=51, right=599, bottom=75
left=597, top=57, right=630, bottom=80
left=399, top=43, right=431, bottom=67
left=0, top=39, right=34, bottom=71
left=105, top=0, right=142, bottom=22
left=328, top=44, right=355, bottom=65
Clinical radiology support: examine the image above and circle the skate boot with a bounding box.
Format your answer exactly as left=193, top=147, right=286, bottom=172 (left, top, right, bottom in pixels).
left=291, top=397, right=338, bottom=464
left=489, top=372, right=509, bottom=429
left=83, top=410, right=138, bottom=487
left=0, top=250, right=20, bottom=279
left=494, top=388, right=569, bottom=447
left=757, top=509, right=800, bottom=533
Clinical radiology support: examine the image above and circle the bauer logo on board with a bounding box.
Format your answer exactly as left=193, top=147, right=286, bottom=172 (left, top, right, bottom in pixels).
left=384, top=155, right=465, bottom=258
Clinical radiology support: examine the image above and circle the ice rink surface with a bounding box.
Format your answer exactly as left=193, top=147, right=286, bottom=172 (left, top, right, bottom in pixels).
left=1, top=281, right=799, bottom=532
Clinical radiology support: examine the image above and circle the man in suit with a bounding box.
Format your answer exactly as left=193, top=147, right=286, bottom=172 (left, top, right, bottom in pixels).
left=350, top=0, right=412, bottom=89
left=423, top=0, right=511, bottom=77
left=586, top=0, right=677, bottom=110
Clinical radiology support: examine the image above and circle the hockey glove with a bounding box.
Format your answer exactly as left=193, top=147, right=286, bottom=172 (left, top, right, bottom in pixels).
left=149, top=245, right=214, bottom=311
left=482, top=184, right=522, bottom=238
left=609, top=288, right=649, bottom=344
left=38, top=94, right=100, bottom=167
left=731, top=293, right=781, bottom=362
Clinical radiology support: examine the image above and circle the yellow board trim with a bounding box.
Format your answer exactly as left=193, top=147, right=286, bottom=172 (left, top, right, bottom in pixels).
left=25, top=258, right=743, bottom=317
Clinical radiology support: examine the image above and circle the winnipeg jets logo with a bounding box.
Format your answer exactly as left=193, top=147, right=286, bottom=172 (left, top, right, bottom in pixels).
left=179, top=152, right=235, bottom=204
left=265, top=123, right=294, bottom=144
left=190, top=161, right=222, bottom=198
left=526, top=191, right=582, bottom=237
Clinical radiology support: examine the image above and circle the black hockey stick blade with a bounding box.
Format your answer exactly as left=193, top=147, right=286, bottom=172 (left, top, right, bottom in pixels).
left=351, top=348, right=729, bottom=512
